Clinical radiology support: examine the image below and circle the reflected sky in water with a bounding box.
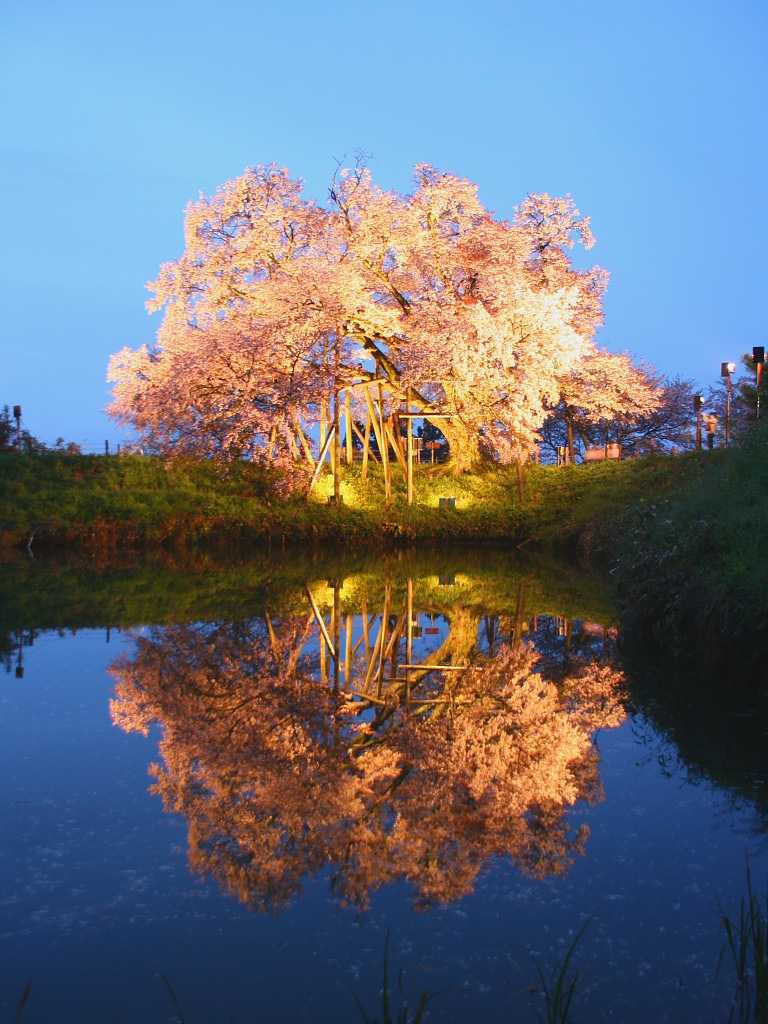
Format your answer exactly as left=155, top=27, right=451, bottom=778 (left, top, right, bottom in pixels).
left=1, top=557, right=766, bottom=1023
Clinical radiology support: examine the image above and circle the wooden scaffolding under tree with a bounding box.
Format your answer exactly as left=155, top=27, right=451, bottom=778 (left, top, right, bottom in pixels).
left=306, top=372, right=452, bottom=506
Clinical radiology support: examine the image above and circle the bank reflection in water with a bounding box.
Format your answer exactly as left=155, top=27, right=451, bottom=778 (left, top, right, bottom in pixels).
left=108, top=575, right=626, bottom=912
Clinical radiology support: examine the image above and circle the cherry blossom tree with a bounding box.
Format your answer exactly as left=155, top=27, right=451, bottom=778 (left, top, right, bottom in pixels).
left=542, top=347, right=663, bottom=462
left=107, top=163, right=608, bottom=472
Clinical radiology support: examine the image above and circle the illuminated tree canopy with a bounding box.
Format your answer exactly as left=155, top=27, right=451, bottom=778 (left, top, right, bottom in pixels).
left=108, top=162, right=627, bottom=471
left=109, top=580, right=627, bottom=911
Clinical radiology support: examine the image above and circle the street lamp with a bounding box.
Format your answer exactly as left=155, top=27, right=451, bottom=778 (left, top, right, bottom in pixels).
left=753, top=346, right=765, bottom=420
left=693, top=394, right=704, bottom=450
left=12, top=405, right=21, bottom=454
left=721, top=362, right=736, bottom=447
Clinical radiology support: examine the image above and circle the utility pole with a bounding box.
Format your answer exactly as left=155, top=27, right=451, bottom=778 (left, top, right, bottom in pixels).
left=721, top=362, right=736, bottom=447
left=693, top=395, right=704, bottom=450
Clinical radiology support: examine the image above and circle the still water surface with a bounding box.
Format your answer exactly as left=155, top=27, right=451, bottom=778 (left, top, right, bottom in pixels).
left=1, top=548, right=766, bottom=1023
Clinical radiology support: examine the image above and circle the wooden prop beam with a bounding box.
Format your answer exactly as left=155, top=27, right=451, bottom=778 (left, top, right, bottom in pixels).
left=290, top=410, right=316, bottom=465
left=383, top=418, right=408, bottom=475
left=307, top=424, right=336, bottom=496
left=305, top=586, right=336, bottom=659
left=345, top=390, right=353, bottom=465
left=376, top=380, right=392, bottom=503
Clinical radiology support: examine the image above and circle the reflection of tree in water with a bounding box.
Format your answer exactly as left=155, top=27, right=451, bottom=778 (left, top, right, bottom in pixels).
left=109, top=589, right=627, bottom=912
left=1, top=628, right=47, bottom=678
left=525, top=615, right=619, bottom=682
left=624, top=654, right=768, bottom=848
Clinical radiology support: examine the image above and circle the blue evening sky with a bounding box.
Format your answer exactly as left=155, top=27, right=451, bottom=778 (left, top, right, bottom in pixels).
left=1, top=0, right=766, bottom=449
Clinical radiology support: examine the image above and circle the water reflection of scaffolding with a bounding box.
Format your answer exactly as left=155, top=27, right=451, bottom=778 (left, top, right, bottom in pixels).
left=301, top=579, right=461, bottom=711
left=525, top=614, right=618, bottom=669
left=294, top=580, right=621, bottom=714
left=297, top=577, right=545, bottom=718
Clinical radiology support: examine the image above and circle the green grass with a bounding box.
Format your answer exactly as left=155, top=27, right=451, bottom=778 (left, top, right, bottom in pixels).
left=529, top=920, right=592, bottom=1024
left=355, top=932, right=437, bottom=1024
left=0, top=449, right=694, bottom=551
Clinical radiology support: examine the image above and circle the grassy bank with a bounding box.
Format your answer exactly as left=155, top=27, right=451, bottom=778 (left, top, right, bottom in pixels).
left=0, top=448, right=700, bottom=551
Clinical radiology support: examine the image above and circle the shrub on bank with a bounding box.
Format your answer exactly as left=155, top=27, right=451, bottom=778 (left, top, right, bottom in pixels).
left=612, top=423, right=768, bottom=683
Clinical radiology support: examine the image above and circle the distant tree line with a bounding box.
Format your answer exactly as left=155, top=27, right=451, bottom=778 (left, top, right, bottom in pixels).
left=0, top=406, right=81, bottom=455
left=538, top=374, right=703, bottom=462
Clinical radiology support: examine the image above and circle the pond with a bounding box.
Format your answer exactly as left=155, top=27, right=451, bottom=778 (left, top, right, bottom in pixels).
left=1, top=546, right=766, bottom=1023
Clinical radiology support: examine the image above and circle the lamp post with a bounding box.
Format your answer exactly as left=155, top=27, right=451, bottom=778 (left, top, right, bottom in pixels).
left=721, top=362, right=736, bottom=447
left=12, top=405, right=21, bottom=454
left=753, top=346, right=765, bottom=420
left=693, top=394, right=704, bottom=450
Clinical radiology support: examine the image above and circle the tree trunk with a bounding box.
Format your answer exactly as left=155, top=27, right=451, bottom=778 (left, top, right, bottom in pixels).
left=516, top=460, right=526, bottom=502
left=566, top=407, right=575, bottom=464
left=438, top=418, right=483, bottom=473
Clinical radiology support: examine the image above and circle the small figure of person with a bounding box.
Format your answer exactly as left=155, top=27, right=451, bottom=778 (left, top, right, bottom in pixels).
left=703, top=412, right=718, bottom=449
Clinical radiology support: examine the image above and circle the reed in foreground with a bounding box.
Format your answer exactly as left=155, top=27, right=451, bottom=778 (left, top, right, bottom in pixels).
left=355, top=931, right=437, bottom=1024
left=718, top=853, right=768, bottom=1023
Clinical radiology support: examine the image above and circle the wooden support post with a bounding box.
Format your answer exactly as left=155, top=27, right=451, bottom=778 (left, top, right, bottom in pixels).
left=306, top=586, right=336, bottom=658
left=320, top=631, right=327, bottom=682
left=332, top=581, right=341, bottom=692
left=265, top=613, right=283, bottom=669
left=345, top=390, right=353, bottom=465
left=361, top=598, right=371, bottom=663
left=351, top=417, right=374, bottom=454
left=290, top=409, right=315, bottom=465
left=333, top=390, right=341, bottom=501
left=363, top=387, right=384, bottom=458
left=345, top=613, right=353, bottom=689
left=361, top=620, right=384, bottom=695
left=306, top=425, right=336, bottom=496
left=319, top=398, right=328, bottom=458
left=406, top=386, right=413, bottom=506
left=377, top=583, right=392, bottom=696
left=377, top=380, right=392, bottom=505
left=361, top=409, right=371, bottom=483
left=383, top=418, right=408, bottom=475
